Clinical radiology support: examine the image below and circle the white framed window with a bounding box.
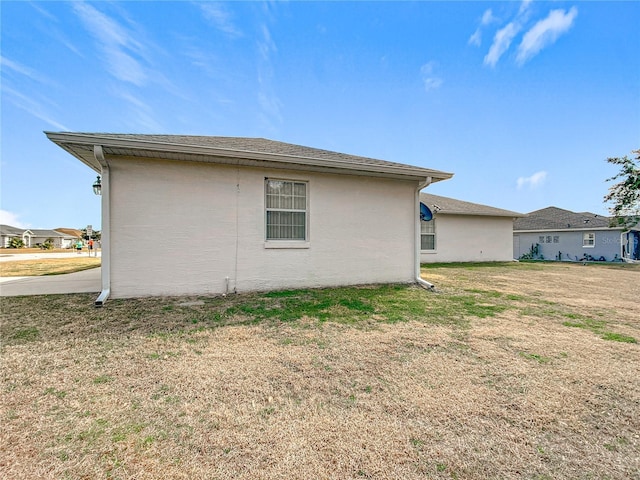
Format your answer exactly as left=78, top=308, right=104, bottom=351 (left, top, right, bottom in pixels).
left=583, top=232, right=595, bottom=248
left=553, top=236, right=560, bottom=243
left=421, top=220, right=436, bottom=250
left=539, top=236, right=545, bottom=243
left=265, top=179, right=307, bottom=241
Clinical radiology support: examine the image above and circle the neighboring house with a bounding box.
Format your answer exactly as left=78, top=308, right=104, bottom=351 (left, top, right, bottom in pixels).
left=31, top=229, right=76, bottom=249
left=0, top=224, right=33, bottom=248
left=0, top=224, right=78, bottom=248
left=55, top=228, right=85, bottom=248
left=513, top=206, right=640, bottom=262
left=46, top=132, right=453, bottom=304
left=419, top=193, right=523, bottom=263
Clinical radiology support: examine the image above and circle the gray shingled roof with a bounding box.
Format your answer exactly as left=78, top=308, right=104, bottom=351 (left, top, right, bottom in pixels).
left=420, top=193, right=523, bottom=217
left=30, top=229, right=68, bottom=238
left=0, top=225, right=73, bottom=237
left=513, top=206, right=611, bottom=231
left=45, top=132, right=453, bottom=182
left=0, top=224, right=27, bottom=236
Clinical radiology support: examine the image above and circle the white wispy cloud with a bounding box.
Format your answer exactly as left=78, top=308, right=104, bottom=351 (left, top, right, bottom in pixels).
left=480, top=1, right=577, bottom=67
left=469, top=9, right=497, bottom=46
left=482, top=9, right=497, bottom=25
left=72, top=2, right=148, bottom=86
left=1, top=56, right=68, bottom=129
left=28, top=1, right=58, bottom=22
left=517, top=171, right=548, bottom=190
left=108, top=86, right=164, bottom=132
left=1, top=56, right=55, bottom=85
left=484, top=21, right=522, bottom=67
left=257, top=24, right=277, bottom=61
left=468, top=29, right=482, bottom=47
left=516, top=7, right=578, bottom=65
left=0, top=210, right=30, bottom=229
left=1, top=56, right=35, bottom=77
left=420, top=62, right=443, bottom=92
left=27, top=3, right=84, bottom=57
left=519, top=0, right=534, bottom=15
left=2, top=85, right=69, bottom=130
left=256, top=18, right=282, bottom=132
left=198, top=2, right=242, bottom=38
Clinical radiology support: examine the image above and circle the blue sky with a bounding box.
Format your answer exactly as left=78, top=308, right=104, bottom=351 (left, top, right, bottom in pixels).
left=1, top=1, right=638, bottom=230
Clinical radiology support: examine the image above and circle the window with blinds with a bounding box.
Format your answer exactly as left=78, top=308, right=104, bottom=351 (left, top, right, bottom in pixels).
left=583, top=232, right=595, bottom=247
left=421, top=219, right=436, bottom=250
left=265, top=179, right=307, bottom=240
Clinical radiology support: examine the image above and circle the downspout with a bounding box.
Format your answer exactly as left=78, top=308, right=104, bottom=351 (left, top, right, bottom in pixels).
left=94, top=145, right=110, bottom=307
left=415, top=177, right=435, bottom=290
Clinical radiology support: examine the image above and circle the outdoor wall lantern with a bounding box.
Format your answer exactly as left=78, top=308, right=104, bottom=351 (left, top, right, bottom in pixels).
left=92, top=175, right=102, bottom=195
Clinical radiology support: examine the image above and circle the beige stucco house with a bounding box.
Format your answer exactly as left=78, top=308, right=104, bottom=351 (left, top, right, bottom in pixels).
left=47, top=133, right=453, bottom=305
left=419, top=193, right=523, bottom=263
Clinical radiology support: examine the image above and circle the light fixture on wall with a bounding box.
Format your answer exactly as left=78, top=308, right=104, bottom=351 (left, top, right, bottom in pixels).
left=92, top=176, right=102, bottom=195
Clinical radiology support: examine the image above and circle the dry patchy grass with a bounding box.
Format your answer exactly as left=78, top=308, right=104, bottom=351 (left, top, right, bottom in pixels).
left=0, top=257, right=101, bottom=277
left=1, top=248, right=76, bottom=255
left=1, top=262, right=639, bottom=479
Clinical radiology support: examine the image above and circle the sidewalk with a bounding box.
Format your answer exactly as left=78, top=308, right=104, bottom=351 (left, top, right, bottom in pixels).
left=0, top=251, right=101, bottom=262
left=0, top=268, right=101, bottom=296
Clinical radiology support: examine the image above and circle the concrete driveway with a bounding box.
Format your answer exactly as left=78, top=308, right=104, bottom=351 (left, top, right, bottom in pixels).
left=0, top=268, right=101, bottom=296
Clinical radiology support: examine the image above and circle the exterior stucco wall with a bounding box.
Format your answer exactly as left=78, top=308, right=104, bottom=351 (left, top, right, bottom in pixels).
left=108, top=158, right=417, bottom=298
left=420, top=215, right=515, bottom=263
left=513, top=230, right=623, bottom=261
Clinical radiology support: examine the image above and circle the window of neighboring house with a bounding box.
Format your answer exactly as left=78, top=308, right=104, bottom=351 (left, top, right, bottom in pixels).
left=546, top=235, right=552, bottom=244
left=265, top=179, right=307, bottom=241
left=553, top=236, right=560, bottom=243
left=539, top=236, right=545, bottom=243
left=421, top=220, right=436, bottom=250
left=583, top=232, right=595, bottom=247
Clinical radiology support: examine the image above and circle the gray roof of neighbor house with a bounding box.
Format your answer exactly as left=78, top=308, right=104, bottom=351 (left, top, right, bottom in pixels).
left=513, top=206, right=612, bottom=231
left=45, top=132, right=454, bottom=183
left=420, top=193, right=523, bottom=218
left=0, top=225, right=76, bottom=238
left=30, top=229, right=68, bottom=238
left=0, top=224, right=28, bottom=236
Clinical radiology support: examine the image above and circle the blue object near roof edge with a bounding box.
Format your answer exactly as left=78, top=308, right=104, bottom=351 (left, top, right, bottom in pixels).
left=420, top=202, right=433, bottom=221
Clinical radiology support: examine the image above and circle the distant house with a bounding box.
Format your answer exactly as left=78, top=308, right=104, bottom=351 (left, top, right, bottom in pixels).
left=0, top=224, right=78, bottom=248
left=513, top=206, right=640, bottom=262
left=419, top=193, right=523, bottom=263
left=31, top=229, right=77, bottom=249
left=0, top=224, right=33, bottom=248
left=47, top=132, right=453, bottom=304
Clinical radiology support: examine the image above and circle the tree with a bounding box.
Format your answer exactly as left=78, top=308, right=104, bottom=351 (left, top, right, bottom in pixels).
left=80, top=227, right=101, bottom=242
left=604, top=149, right=640, bottom=230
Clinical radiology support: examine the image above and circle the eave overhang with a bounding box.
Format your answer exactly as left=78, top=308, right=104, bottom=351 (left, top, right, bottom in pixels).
left=45, top=132, right=454, bottom=183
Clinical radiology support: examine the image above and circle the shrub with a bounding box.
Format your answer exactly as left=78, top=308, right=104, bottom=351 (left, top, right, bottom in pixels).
left=8, top=237, right=25, bottom=249
left=41, top=238, right=55, bottom=250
